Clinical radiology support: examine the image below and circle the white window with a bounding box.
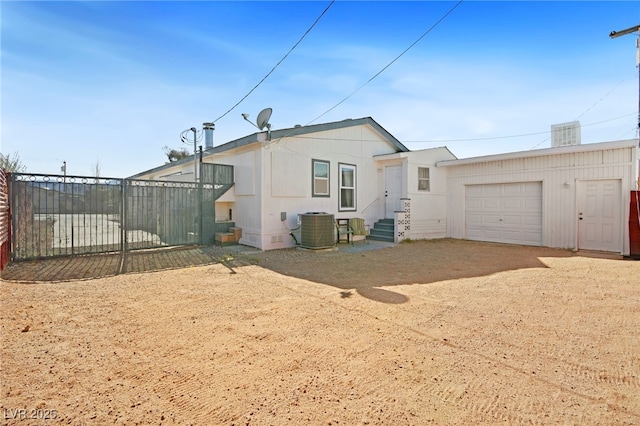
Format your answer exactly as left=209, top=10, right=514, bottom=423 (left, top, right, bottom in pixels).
left=339, top=163, right=356, bottom=211
left=312, top=159, right=329, bottom=197
left=418, top=167, right=430, bottom=192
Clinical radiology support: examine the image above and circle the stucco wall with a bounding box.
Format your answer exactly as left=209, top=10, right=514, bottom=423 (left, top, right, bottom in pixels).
left=405, top=149, right=452, bottom=239
left=258, top=125, right=399, bottom=250
left=376, top=147, right=456, bottom=240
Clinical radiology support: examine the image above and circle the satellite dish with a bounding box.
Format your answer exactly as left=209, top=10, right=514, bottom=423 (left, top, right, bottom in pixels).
left=256, top=107, right=272, bottom=130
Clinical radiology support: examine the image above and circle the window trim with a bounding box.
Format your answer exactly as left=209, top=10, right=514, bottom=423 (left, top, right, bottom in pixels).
left=312, top=159, right=330, bottom=197
left=338, top=162, right=357, bottom=211
left=418, top=166, right=430, bottom=192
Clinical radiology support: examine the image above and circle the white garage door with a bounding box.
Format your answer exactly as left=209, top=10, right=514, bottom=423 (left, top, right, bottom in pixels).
left=466, top=182, right=542, bottom=246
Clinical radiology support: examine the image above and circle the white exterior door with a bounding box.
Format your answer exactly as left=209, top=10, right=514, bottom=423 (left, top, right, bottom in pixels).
left=577, top=179, right=622, bottom=252
left=385, top=165, right=402, bottom=219
left=465, top=182, right=543, bottom=246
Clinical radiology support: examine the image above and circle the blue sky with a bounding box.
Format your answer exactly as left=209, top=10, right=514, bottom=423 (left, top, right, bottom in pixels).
left=2, top=1, right=639, bottom=177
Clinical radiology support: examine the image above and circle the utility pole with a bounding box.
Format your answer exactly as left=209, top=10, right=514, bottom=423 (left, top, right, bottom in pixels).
left=610, top=24, right=640, bottom=134
left=191, top=127, right=197, bottom=182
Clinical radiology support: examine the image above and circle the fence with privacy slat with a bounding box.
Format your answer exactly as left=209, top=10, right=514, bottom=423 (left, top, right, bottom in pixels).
left=8, top=164, right=233, bottom=261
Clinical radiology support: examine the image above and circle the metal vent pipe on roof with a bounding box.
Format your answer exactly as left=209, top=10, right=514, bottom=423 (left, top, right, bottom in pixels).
left=203, top=122, right=215, bottom=149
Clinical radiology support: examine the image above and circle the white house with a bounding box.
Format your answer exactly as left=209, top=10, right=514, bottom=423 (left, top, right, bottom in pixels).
left=130, top=117, right=456, bottom=250
left=130, top=117, right=639, bottom=255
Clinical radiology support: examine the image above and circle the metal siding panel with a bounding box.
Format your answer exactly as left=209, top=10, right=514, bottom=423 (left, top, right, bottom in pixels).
left=447, top=145, right=635, bottom=252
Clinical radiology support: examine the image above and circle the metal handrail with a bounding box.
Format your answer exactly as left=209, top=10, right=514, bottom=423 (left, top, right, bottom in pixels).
left=361, top=197, right=379, bottom=214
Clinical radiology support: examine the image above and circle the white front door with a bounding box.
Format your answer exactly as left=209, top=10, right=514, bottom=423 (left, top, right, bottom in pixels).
left=385, top=165, right=402, bottom=219
left=577, top=179, right=622, bottom=252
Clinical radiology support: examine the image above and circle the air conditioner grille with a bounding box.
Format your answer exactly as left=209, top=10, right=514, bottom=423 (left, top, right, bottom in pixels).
left=300, top=212, right=335, bottom=249
left=551, top=121, right=581, bottom=147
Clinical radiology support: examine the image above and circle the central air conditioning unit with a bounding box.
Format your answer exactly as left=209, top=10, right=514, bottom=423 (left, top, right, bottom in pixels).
left=551, top=121, right=581, bottom=147
left=300, top=212, right=335, bottom=249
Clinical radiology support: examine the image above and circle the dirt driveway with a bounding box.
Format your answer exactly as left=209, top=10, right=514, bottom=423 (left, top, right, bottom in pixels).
left=1, top=239, right=639, bottom=425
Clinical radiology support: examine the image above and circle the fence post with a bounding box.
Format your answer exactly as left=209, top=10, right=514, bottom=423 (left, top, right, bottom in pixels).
left=121, top=179, right=126, bottom=253
left=198, top=164, right=203, bottom=246
left=70, top=178, right=75, bottom=255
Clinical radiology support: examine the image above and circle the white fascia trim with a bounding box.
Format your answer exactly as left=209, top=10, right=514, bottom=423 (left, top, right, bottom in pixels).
left=436, top=139, right=638, bottom=168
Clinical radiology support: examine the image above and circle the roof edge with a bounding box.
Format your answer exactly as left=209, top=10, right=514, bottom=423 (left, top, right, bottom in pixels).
left=128, top=117, right=408, bottom=178
left=437, top=139, right=639, bottom=167
left=264, top=117, right=409, bottom=152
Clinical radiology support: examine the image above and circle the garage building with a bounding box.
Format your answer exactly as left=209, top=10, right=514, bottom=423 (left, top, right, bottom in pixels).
left=438, top=139, right=638, bottom=256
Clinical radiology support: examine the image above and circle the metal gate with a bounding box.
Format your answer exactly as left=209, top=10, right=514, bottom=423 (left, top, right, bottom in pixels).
left=9, top=164, right=233, bottom=261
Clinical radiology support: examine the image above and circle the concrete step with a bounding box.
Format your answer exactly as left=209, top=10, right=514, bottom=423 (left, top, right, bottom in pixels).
left=373, top=222, right=394, bottom=231
left=368, top=218, right=395, bottom=242
left=368, top=233, right=394, bottom=243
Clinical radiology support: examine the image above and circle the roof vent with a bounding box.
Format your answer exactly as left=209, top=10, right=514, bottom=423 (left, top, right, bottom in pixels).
left=203, top=122, right=215, bottom=149
left=551, top=121, right=581, bottom=147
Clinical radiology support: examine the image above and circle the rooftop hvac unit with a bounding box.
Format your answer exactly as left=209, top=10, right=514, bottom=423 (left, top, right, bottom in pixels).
left=551, top=121, right=581, bottom=147
left=300, top=212, right=335, bottom=249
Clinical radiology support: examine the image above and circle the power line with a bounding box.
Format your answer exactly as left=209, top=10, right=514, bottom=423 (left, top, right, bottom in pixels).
left=180, top=128, right=203, bottom=144
left=210, top=0, right=335, bottom=124
left=575, top=79, right=626, bottom=121
left=530, top=79, right=630, bottom=149
left=305, top=0, right=464, bottom=126
left=275, top=112, right=634, bottom=145
left=400, top=112, right=634, bottom=144
left=267, top=0, right=464, bottom=146
left=176, top=2, right=335, bottom=147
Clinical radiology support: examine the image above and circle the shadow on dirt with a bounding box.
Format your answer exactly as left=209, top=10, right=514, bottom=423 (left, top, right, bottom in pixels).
left=2, top=239, right=574, bottom=305
left=0, top=246, right=254, bottom=283
left=248, top=239, right=574, bottom=304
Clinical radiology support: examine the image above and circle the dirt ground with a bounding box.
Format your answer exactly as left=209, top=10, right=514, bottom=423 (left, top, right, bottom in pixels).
left=1, top=239, right=639, bottom=425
